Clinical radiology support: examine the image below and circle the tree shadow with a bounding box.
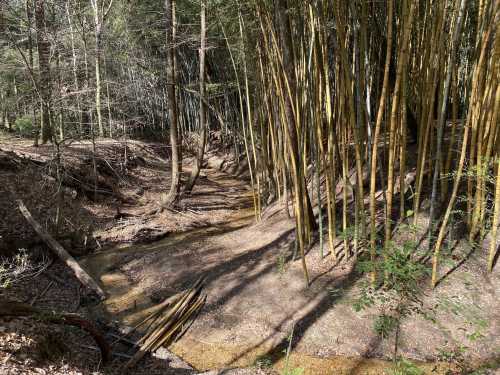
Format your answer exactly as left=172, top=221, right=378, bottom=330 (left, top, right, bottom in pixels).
left=226, top=265, right=364, bottom=367
left=433, top=240, right=475, bottom=288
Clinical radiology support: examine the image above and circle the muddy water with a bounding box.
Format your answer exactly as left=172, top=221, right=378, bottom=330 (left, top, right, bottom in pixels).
left=81, top=183, right=453, bottom=375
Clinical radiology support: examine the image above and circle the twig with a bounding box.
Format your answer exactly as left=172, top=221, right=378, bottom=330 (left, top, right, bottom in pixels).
left=30, top=280, right=54, bottom=306
left=44, top=272, right=72, bottom=288
left=73, top=285, right=81, bottom=312
left=107, top=333, right=138, bottom=347
left=79, top=344, right=132, bottom=359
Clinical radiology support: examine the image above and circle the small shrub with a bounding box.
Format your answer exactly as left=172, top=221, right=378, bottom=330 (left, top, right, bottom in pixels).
left=435, top=345, right=472, bottom=373
left=374, top=314, right=398, bottom=338
left=276, top=252, right=287, bottom=275
left=353, top=240, right=430, bottom=339
left=13, top=115, right=35, bottom=137
left=254, top=354, right=273, bottom=369
left=0, top=249, right=50, bottom=288
left=389, top=358, right=424, bottom=375
left=356, top=240, right=430, bottom=298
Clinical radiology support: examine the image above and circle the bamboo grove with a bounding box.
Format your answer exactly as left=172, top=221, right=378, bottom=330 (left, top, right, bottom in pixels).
left=237, top=0, right=499, bottom=287
left=0, top=0, right=499, bottom=288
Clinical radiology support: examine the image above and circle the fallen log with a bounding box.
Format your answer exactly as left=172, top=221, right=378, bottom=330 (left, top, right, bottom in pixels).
left=0, top=298, right=111, bottom=363
left=17, top=200, right=106, bottom=300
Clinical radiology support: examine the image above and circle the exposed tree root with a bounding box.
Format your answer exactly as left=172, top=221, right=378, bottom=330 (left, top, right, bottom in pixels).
left=0, top=298, right=111, bottom=364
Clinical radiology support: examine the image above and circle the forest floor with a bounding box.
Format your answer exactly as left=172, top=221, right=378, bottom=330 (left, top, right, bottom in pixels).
left=0, top=133, right=499, bottom=375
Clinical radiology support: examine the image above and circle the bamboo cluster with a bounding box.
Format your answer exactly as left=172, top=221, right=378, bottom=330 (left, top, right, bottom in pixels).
left=236, top=0, right=499, bottom=286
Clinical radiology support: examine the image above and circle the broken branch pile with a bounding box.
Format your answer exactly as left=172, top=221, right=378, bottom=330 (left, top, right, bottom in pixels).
left=126, top=277, right=207, bottom=368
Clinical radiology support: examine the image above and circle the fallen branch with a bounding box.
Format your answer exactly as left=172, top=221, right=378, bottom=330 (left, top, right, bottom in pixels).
left=79, top=344, right=132, bottom=359
left=0, top=298, right=111, bottom=363
left=30, top=280, right=54, bottom=306
left=17, top=200, right=106, bottom=300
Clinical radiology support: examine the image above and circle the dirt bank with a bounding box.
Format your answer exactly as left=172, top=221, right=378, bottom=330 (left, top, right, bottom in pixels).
left=0, top=135, right=247, bottom=256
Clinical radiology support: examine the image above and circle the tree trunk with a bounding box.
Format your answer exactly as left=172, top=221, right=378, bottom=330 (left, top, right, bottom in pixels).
left=0, top=0, right=4, bottom=35
left=66, top=0, right=82, bottom=134
left=34, top=0, right=52, bottom=144
left=276, top=0, right=316, bottom=233
left=275, top=0, right=314, bottom=287
left=172, top=0, right=182, bottom=174
left=369, top=0, right=393, bottom=285
left=162, top=0, right=181, bottom=206
left=385, top=0, right=416, bottom=251
left=90, top=0, right=103, bottom=137
left=185, top=0, right=207, bottom=194
left=428, top=0, right=468, bottom=249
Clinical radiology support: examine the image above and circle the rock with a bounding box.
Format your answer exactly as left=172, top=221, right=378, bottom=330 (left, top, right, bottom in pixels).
left=153, top=347, right=193, bottom=370
left=206, top=156, right=225, bottom=170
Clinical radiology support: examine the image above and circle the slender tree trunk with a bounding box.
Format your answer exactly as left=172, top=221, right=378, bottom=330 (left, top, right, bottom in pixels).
left=489, top=133, right=500, bottom=272
left=79, top=1, right=92, bottom=135
left=185, top=0, right=207, bottom=193
left=104, top=56, right=112, bottom=136
left=428, top=0, right=468, bottom=249
left=35, top=0, right=52, bottom=144
left=431, top=13, right=495, bottom=287
left=172, top=0, right=182, bottom=174
left=25, top=0, right=38, bottom=142
left=91, top=1, right=103, bottom=137
left=0, top=0, right=4, bottom=36
left=369, top=0, right=393, bottom=285
left=385, top=1, right=416, bottom=252
left=162, top=0, right=180, bottom=206
left=276, top=1, right=317, bottom=234
left=66, top=0, right=81, bottom=134
left=90, top=0, right=113, bottom=138
left=275, top=0, right=312, bottom=286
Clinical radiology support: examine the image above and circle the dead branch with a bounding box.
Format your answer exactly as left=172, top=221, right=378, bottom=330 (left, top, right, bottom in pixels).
left=17, top=200, right=106, bottom=300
